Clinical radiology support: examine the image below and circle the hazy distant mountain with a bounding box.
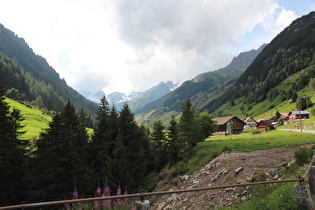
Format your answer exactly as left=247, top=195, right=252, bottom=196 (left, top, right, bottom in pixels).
left=79, top=90, right=106, bottom=103
left=99, top=81, right=176, bottom=110
left=129, top=81, right=177, bottom=112
left=135, top=44, right=265, bottom=124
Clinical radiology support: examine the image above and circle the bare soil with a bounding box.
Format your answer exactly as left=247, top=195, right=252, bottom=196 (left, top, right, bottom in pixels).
left=151, top=145, right=312, bottom=209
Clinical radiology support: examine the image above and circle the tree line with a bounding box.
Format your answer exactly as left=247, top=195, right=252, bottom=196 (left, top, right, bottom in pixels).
left=0, top=85, right=216, bottom=207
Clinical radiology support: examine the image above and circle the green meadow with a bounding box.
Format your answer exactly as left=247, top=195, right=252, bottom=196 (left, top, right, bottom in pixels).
left=5, top=98, right=52, bottom=140
left=169, top=130, right=315, bottom=176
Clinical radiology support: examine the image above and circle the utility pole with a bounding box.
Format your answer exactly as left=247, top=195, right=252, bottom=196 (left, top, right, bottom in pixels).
left=299, top=96, right=302, bottom=132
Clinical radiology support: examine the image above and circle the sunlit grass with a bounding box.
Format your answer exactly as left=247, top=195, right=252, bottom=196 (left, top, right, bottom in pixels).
left=183, top=130, right=315, bottom=175
left=5, top=98, right=51, bottom=139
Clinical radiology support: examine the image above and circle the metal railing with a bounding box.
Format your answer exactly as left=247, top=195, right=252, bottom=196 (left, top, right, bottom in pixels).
left=0, top=178, right=304, bottom=209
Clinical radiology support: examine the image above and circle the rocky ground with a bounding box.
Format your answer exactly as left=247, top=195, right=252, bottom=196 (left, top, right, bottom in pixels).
left=150, top=145, right=312, bottom=209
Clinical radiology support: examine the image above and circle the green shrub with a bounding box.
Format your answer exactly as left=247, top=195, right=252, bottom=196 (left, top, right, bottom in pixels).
left=252, top=169, right=267, bottom=182
left=251, top=129, right=261, bottom=135
left=294, top=147, right=309, bottom=166
left=221, top=146, right=232, bottom=153
left=169, top=161, right=188, bottom=178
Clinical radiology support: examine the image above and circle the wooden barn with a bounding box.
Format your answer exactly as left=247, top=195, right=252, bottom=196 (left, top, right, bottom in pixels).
left=212, top=116, right=246, bottom=136
left=256, top=120, right=275, bottom=131
left=289, top=111, right=310, bottom=121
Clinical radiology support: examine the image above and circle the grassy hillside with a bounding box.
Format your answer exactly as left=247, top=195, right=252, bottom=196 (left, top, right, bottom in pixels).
left=167, top=130, right=315, bottom=177
left=5, top=98, right=51, bottom=140
left=212, top=64, right=315, bottom=119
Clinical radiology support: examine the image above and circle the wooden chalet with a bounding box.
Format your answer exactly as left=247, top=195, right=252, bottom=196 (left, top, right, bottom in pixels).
left=256, top=120, right=275, bottom=132
left=212, top=116, right=246, bottom=136
left=242, top=117, right=257, bottom=129
left=289, top=111, right=310, bottom=121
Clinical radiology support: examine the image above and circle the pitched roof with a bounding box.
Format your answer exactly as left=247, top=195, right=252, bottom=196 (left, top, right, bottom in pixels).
left=290, top=110, right=310, bottom=115
left=257, top=120, right=274, bottom=127
left=243, top=117, right=257, bottom=123
left=213, top=116, right=245, bottom=125
left=265, top=116, right=275, bottom=120
left=281, top=112, right=290, bottom=117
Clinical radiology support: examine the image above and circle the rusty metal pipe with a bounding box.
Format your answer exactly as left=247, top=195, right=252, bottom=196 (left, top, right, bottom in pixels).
left=0, top=178, right=303, bottom=209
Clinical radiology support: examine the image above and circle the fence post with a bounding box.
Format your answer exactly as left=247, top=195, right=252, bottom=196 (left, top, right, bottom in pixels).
left=136, top=191, right=150, bottom=210
left=309, top=151, right=315, bottom=196
left=309, top=166, right=315, bottom=196
left=295, top=185, right=314, bottom=210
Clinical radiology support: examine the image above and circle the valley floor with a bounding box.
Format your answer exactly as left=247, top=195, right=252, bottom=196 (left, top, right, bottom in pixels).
left=277, top=129, right=315, bottom=134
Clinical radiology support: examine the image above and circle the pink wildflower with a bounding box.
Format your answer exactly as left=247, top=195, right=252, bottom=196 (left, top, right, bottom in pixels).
left=130, top=202, right=136, bottom=210
left=116, top=186, right=122, bottom=204
left=93, top=200, right=99, bottom=210
left=124, top=187, right=128, bottom=202
left=104, top=186, right=110, bottom=196
left=95, top=183, right=102, bottom=197
left=102, top=186, right=111, bottom=208
left=73, top=186, right=78, bottom=199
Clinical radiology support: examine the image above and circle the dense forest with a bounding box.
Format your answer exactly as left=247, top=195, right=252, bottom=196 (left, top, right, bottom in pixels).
left=0, top=85, right=215, bottom=207
left=0, top=24, right=98, bottom=119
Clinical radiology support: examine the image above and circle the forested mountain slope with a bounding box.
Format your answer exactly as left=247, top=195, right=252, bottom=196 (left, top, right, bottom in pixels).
left=207, top=11, right=315, bottom=116
left=135, top=44, right=265, bottom=124
left=0, top=24, right=98, bottom=116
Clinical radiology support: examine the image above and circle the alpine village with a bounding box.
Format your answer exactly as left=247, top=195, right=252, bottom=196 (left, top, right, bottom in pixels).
left=1, top=11, right=315, bottom=210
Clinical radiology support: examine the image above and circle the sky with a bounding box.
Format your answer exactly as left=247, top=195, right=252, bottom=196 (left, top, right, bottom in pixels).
left=0, top=0, right=314, bottom=95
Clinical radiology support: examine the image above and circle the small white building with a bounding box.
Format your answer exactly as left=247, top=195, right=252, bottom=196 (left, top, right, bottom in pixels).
left=242, top=117, right=257, bottom=129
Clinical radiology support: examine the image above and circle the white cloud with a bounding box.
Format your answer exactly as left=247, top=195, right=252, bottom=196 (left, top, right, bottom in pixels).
left=0, top=0, right=310, bottom=95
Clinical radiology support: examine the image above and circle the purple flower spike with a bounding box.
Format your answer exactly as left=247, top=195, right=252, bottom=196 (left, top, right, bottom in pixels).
left=124, top=188, right=128, bottom=202
left=101, top=185, right=111, bottom=207
left=116, top=186, right=122, bottom=204
left=104, top=186, right=110, bottom=196
left=96, top=184, right=102, bottom=197
left=130, top=202, right=136, bottom=210
left=93, top=200, right=99, bottom=210
left=73, top=186, right=78, bottom=199
left=116, top=187, right=121, bottom=195
left=65, top=203, right=70, bottom=210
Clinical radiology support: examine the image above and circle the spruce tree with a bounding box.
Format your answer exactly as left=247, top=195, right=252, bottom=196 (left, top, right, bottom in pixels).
left=29, top=101, right=92, bottom=201
left=0, top=84, right=28, bottom=206
left=90, top=96, right=111, bottom=180
left=108, top=103, right=149, bottom=192
left=151, top=120, right=167, bottom=171
left=167, top=115, right=179, bottom=165
left=177, top=99, right=203, bottom=158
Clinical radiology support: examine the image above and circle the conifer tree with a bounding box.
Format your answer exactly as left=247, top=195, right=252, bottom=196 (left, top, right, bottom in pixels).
left=167, top=115, right=179, bottom=165
left=177, top=99, right=203, bottom=158
left=0, top=84, right=28, bottom=205
left=151, top=120, right=167, bottom=171
left=29, top=101, right=92, bottom=201
left=90, top=96, right=111, bottom=180
left=108, top=103, right=149, bottom=192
